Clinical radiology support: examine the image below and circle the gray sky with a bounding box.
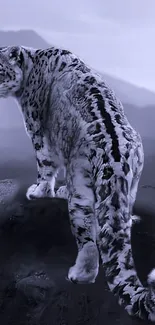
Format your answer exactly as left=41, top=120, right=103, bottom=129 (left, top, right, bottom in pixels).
left=1, top=0, right=155, bottom=91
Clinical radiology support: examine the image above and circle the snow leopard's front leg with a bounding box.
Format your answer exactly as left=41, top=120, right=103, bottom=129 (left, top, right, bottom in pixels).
left=66, top=159, right=99, bottom=284
left=26, top=135, right=59, bottom=200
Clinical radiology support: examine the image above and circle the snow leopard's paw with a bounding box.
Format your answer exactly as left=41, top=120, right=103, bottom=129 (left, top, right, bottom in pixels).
left=26, top=181, right=55, bottom=200
left=67, top=242, right=99, bottom=284
left=55, top=185, right=69, bottom=200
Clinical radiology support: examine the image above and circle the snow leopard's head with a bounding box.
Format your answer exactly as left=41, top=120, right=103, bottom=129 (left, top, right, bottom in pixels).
left=0, top=46, right=24, bottom=98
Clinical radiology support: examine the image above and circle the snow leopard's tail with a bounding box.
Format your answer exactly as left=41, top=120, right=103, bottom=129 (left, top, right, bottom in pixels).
left=96, top=201, right=155, bottom=322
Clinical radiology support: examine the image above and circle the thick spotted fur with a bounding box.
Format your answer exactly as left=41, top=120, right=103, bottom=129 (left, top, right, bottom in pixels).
left=0, top=45, right=155, bottom=321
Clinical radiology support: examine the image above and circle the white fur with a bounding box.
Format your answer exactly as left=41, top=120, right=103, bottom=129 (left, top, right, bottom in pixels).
left=148, top=269, right=155, bottom=285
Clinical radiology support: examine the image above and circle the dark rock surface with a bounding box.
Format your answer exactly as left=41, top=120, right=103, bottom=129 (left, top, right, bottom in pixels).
left=0, top=180, right=154, bottom=324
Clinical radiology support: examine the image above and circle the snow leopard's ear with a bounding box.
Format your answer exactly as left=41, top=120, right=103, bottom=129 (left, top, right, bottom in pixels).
left=8, top=46, right=24, bottom=67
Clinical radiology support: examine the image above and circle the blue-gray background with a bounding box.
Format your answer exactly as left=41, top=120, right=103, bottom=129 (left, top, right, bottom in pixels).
left=0, top=3, right=154, bottom=324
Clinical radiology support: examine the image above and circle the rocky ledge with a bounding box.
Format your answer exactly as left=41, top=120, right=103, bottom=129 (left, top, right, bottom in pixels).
left=0, top=179, right=154, bottom=325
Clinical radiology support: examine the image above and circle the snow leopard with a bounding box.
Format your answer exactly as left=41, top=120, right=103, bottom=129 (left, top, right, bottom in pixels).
left=0, top=45, right=155, bottom=321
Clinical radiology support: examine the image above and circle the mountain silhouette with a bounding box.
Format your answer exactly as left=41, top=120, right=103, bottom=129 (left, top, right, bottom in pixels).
left=0, top=29, right=50, bottom=48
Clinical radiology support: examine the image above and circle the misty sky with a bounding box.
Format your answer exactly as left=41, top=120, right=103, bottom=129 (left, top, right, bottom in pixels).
left=1, top=0, right=155, bottom=91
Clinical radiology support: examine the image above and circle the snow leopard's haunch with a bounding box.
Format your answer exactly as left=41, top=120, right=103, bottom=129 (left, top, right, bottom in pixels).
left=0, top=45, right=155, bottom=321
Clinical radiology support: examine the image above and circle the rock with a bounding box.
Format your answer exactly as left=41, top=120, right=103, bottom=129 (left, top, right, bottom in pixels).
left=0, top=179, right=20, bottom=204
left=0, top=179, right=21, bottom=224
left=0, top=183, right=154, bottom=324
